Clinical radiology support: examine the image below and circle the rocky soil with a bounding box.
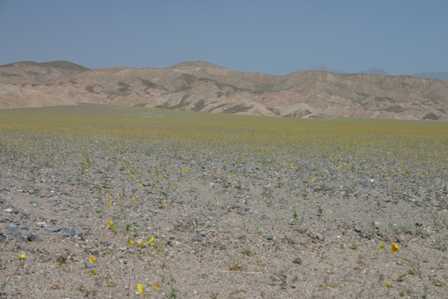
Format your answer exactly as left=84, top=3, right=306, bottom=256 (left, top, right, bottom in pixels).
left=1, top=133, right=447, bottom=298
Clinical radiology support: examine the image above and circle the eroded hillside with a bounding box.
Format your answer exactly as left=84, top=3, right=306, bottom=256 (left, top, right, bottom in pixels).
left=1, top=60, right=447, bottom=120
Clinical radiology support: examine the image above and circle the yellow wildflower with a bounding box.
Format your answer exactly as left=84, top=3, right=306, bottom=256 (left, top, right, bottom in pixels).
left=105, top=193, right=113, bottom=209
left=87, top=255, right=97, bottom=265
left=136, top=239, right=146, bottom=249
left=151, top=282, right=161, bottom=291
left=146, top=235, right=156, bottom=247
left=106, top=218, right=117, bottom=233
left=17, top=251, right=28, bottom=261
left=180, top=166, right=191, bottom=175
left=378, top=241, right=385, bottom=251
left=135, top=283, right=145, bottom=296
left=391, top=242, right=400, bottom=254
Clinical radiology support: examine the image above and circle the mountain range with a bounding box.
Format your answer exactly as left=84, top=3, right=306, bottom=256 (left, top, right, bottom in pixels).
left=413, top=72, right=448, bottom=81
left=1, top=60, right=447, bottom=120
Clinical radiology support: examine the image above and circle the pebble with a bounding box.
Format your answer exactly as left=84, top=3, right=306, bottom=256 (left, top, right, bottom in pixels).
left=306, top=231, right=324, bottom=242
left=60, top=228, right=81, bottom=238
left=265, top=234, right=274, bottom=241
left=26, top=233, right=39, bottom=242
left=7, top=223, right=18, bottom=232
left=36, top=221, right=47, bottom=228
left=47, top=227, right=82, bottom=238
left=191, top=234, right=203, bottom=242
left=4, top=208, right=13, bottom=213
left=5, top=223, right=40, bottom=241
left=292, top=257, right=303, bottom=265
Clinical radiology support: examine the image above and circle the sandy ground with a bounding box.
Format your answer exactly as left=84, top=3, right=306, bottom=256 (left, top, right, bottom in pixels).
left=1, top=134, right=447, bottom=298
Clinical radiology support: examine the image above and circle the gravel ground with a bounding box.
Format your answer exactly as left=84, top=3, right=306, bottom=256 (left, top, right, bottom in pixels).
left=0, top=133, right=447, bottom=298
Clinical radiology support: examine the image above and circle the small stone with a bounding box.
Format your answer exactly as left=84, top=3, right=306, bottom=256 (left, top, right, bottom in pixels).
left=4, top=208, right=13, bottom=213
left=56, top=255, right=67, bottom=265
left=292, top=257, right=302, bottom=265
left=47, top=227, right=81, bottom=238
left=191, top=234, right=203, bottom=242
left=47, top=227, right=62, bottom=233
left=7, top=223, right=18, bottom=232
left=26, top=233, right=38, bottom=242
left=307, top=231, right=324, bottom=242
left=36, top=221, right=47, bottom=228
left=265, top=234, right=274, bottom=241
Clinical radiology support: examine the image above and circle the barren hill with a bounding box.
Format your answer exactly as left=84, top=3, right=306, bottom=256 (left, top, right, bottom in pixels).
left=1, top=60, right=448, bottom=120
left=414, top=72, right=448, bottom=81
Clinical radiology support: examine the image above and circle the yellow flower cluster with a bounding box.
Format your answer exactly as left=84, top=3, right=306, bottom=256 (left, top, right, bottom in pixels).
left=127, top=235, right=157, bottom=249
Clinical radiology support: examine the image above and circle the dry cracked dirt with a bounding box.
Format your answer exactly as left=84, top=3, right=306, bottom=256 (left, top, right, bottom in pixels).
left=0, top=134, right=448, bottom=298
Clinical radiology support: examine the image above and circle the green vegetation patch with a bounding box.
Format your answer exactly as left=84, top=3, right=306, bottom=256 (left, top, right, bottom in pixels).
left=0, top=104, right=447, bottom=160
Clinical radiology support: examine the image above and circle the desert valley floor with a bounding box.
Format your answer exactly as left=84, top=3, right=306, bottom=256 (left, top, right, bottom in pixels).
left=0, top=105, right=448, bottom=298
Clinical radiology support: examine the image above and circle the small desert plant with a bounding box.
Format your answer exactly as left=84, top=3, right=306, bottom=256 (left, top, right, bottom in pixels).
left=106, top=218, right=118, bottom=233
left=80, top=150, right=92, bottom=174
left=167, top=287, right=177, bottom=299
left=290, top=208, right=300, bottom=225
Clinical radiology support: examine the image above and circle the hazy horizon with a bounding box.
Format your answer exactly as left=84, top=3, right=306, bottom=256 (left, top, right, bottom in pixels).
left=1, top=0, right=447, bottom=75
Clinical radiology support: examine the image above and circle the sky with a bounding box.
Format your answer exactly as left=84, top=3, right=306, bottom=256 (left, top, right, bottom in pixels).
left=0, top=0, right=447, bottom=74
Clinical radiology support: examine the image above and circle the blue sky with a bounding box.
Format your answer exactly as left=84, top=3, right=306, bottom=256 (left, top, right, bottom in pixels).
left=0, top=0, right=447, bottom=74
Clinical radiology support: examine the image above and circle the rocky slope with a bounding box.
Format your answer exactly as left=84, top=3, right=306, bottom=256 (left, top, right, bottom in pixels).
left=1, top=60, right=448, bottom=120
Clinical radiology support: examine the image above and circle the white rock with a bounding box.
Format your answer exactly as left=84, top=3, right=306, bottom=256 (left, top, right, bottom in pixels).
left=36, top=221, right=47, bottom=227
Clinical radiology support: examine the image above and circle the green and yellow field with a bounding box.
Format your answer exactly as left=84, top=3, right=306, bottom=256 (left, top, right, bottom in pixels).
left=1, top=104, right=447, bottom=144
